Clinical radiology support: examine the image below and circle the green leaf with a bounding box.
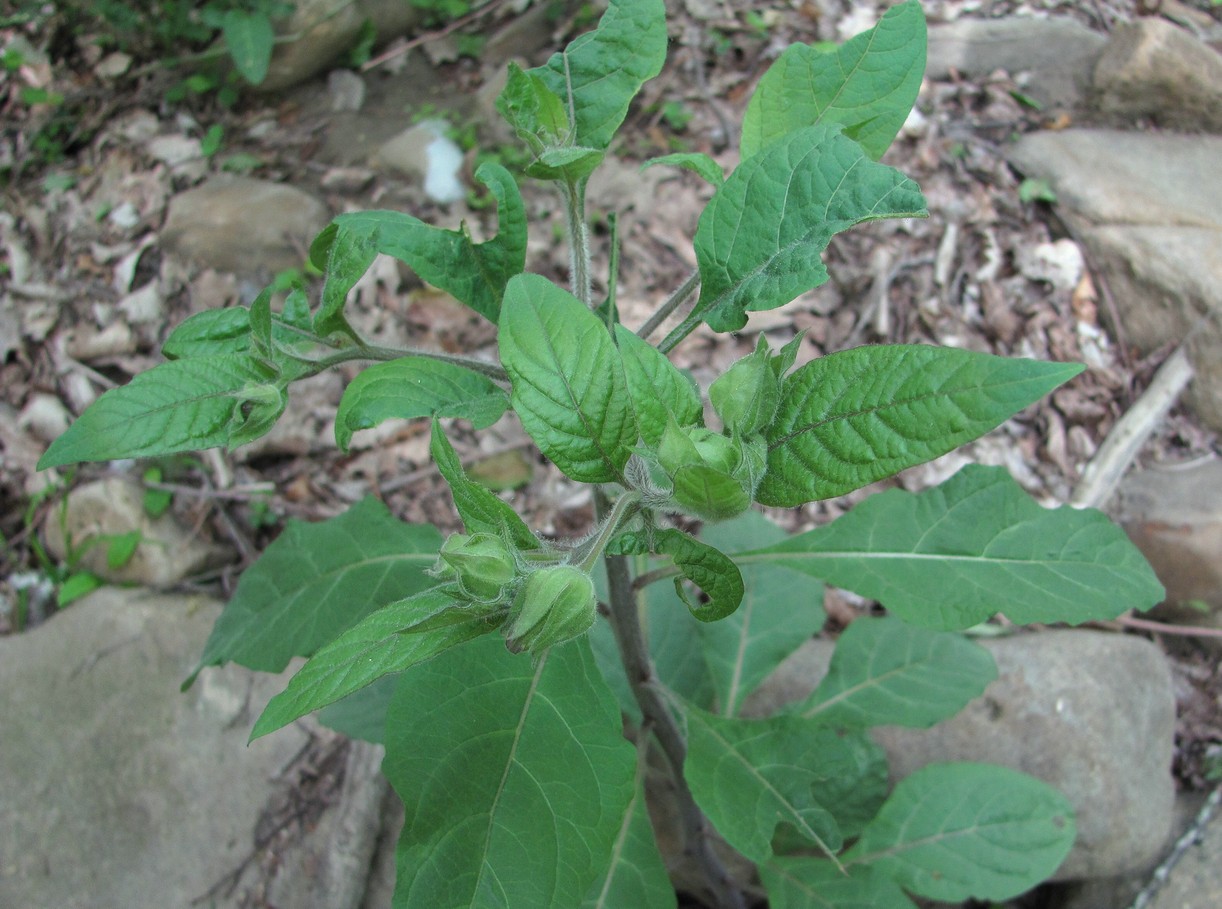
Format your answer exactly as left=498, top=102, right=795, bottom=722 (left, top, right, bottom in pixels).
left=697, top=512, right=824, bottom=717
left=844, top=762, right=1076, bottom=901
left=640, top=152, right=725, bottom=187
left=743, top=465, right=1164, bottom=630
left=57, top=571, right=103, bottom=607
left=497, top=62, right=572, bottom=152
left=614, top=325, right=702, bottom=447
left=162, top=308, right=253, bottom=359
left=529, top=0, right=668, bottom=150
left=683, top=709, right=844, bottom=862
left=37, top=355, right=275, bottom=468
left=610, top=528, right=743, bottom=623
left=189, top=497, right=443, bottom=682
left=758, top=345, right=1084, bottom=506
left=334, top=358, right=508, bottom=451
left=251, top=586, right=497, bottom=740
left=741, top=0, right=926, bottom=161
left=499, top=274, right=637, bottom=483
left=526, top=146, right=607, bottom=183
left=105, top=530, right=142, bottom=570
left=318, top=673, right=399, bottom=744
left=761, top=858, right=916, bottom=909
left=798, top=616, right=997, bottom=727
left=321, top=162, right=526, bottom=323
left=669, top=125, right=926, bottom=343
left=314, top=227, right=377, bottom=339
left=429, top=421, right=538, bottom=550
left=385, top=636, right=636, bottom=909
left=582, top=744, right=677, bottom=909
left=221, top=10, right=274, bottom=85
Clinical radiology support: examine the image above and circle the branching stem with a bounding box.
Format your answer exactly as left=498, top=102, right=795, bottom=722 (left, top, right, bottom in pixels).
left=637, top=268, right=700, bottom=342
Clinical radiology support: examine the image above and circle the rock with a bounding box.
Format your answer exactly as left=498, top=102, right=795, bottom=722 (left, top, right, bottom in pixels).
left=926, top=17, right=1107, bottom=112
left=1146, top=791, right=1222, bottom=909
left=1113, top=460, right=1222, bottom=641
left=257, top=0, right=424, bottom=93
left=1016, top=238, right=1085, bottom=291
left=1008, top=129, right=1222, bottom=432
left=41, top=475, right=229, bottom=587
left=328, top=68, right=366, bottom=112
left=1092, top=18, right=1222, bottom=133
left=746, top=629, right=1177, bottom=881
left=161, top=175, right=329, bottom=277
left=372, top=121, right=466, bottom=204
left=0, top=589, right=311, bottom=908
left=18, top=392, right=71, bottom=444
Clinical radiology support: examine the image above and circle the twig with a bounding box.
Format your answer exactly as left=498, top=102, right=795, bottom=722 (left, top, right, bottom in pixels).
left=360, top=0, right=511, bottom=73
left=1070, top=345, right=1193, bottom=509
left=1128, top=786, right=1222, bottom=909
left=637, top=269, right=700, bottom=341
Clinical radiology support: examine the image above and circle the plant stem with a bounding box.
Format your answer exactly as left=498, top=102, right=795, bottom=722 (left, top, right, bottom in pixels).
left=563, top=178, right=593, bottom=306
left=298, top=344, right=509, bottom=383
left=596, top=492, right=747, bottom=909
left=637, top=268, right=700, bottom=342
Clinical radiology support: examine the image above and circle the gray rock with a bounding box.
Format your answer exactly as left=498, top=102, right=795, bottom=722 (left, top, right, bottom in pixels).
left=747, top=629, right=1177, bottom=881
left=372, top=121, right=466, bottom=203
left=1092, top=18, right=1222, bottom=133
left=41, top=475, right=229, bottom=588
left=0, top=588, right=390, bottom=909
left=926, top=17, right=1107, bottom=112
left=258, top=0, right=424, bottom=93
left=161, top=175, right=329, bottom=277
left=1008, top=129, right=1222, bottom=432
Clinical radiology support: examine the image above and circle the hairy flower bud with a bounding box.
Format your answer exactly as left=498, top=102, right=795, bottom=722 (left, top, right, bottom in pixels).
left=504, top=565, right=597, bottom=655
left=657, top=421, right=753, bottom=521
left=709, top=342, right=780, bottom=437
left=438, top=533, right=516, bottom=603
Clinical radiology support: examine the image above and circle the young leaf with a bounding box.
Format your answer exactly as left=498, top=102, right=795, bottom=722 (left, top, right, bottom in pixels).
left=640, top=152, right=725, bottom=187
left=57, top=571, right=103, bottom=607
left=697, top=512, right=824, bottom=717
left=741, top=0, right=926, bottom=161
left=582, top=743, right=677, bottom=909
left=37, top=355, right=275, bottom=468
left=162, top=307, right=252, bottom=359
left=333, top=358, right=509, bottom=451
left=528, top=0, right=667, bottom=150
left=314, top=228, right=377, bottom=339
left=798, top=616, right=997, bottom=727
left=683, top=709, right=845, bottom=862
left=761, top=858, right=916, bottom=909
left=843, top=762, right=1076, bottom=901
left=430, top=421, right=538, bottom=550
left=668, top=124, right=926, bottom=344
left=610, top=528, right=744, bottom=622
left=757, top=345, right=1084, bottom=506
left=221, top=10, right=274, bottom=85
left=499, top=274, right=637, bottom=483
left=614, top=326, right=703, bottom=447
left=743, top=465, right=1165, bottom=630
left=317, top=162, right=527, bottom=323
left=497, top=61, right=573, bottom=152
left=385, top=636, right=636, bottom=909
left=251, top=586, right=498, bottom=739
left=189, top=497, right=443, bottom=683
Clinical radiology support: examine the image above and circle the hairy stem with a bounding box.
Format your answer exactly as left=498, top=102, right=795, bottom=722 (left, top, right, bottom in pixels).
left=563, top=178, right=593, bottom=306
left=596, top=492, right=747, bottom=909
left=637, top=268, right=700, bottom=342
left=299, top=344, right=509, bottom=383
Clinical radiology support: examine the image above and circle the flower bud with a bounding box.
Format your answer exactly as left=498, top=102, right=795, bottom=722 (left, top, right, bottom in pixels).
left=709, top=343, right=780, bottom=437
left=438, top=533, right=516, bottom=603
left=504, top=565, right=597, bottom=654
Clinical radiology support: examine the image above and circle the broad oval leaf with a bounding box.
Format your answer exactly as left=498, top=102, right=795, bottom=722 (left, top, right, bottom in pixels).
left=697, top=512, right=824, bottom=718
left=250, top=586, right=497, bottom=740
left=221, top=10, right=274, bottom=85
left=529, top=0, right=667, bottom=150
left=741, top=0, right=926, bottom=161
left=334, top=357, right=508, bottom=451
left=499, top=274, right=637, bottom=483
left=610, top=528, right=744, bottom=623
left=668, top=124, right=926, bottom=344
left=430, top=420, right=538, bottom=550
left=316, top=162, right=527, bottom=325
left=743, top=465, right=1165, bottom=630
left=799, top=616, right=997, bottom=727
left=37, top=354, right=275, bottom=468
left=614, top=325, right=702, bottom=447
left=762, top=858, right=916, bottom=909
left=684, top=709, right=847, bottom=862
left=189, top=497, right=443, bottom=682
left=758, top=345, right=1084, bottom=506
left=844, top=762, right=1076, bottom=901
left=386, top=635, right=636, bottom=909
left=162, top=307, right=252, bottom=359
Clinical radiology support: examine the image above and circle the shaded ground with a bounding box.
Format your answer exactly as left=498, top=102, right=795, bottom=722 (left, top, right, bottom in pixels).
left=2, top=0, right=1221, bottom=817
